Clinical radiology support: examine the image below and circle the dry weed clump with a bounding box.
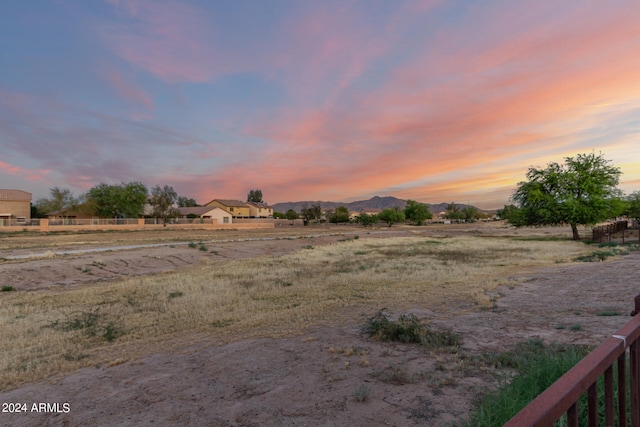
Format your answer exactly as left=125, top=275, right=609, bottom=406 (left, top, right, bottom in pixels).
left=0, top=236, right=591, bottom=390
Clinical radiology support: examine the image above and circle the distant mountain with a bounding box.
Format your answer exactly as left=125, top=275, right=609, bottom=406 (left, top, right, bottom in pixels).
left=271, top=196, right=480, bottom=215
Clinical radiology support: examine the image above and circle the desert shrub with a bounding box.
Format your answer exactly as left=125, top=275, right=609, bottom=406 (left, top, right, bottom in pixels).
left=102, top=322, right=122, bottom=342
left=48, top=309, right=123, bottom=342
left=361, top=309, right=459, bottom=347
left=353, top=383, right=371, bottom=402
left=1, top=285, right=15, bottom=292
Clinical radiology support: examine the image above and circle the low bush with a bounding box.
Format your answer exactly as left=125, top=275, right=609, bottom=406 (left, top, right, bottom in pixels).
left=361, top=309, right=459, bottom=347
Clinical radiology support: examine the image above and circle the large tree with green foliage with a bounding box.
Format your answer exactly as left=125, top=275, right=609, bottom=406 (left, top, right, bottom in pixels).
left=404, top=200, right=431, bottom=225
left=247, top=189, right=264, bottom=203
left=357, top=212, right=379, bottom=227
left=509, top=152, right=622, bottom=240
left=176, top=196, right=198, bottom=207
left=88, top=181, right=148, bottom=218
left=329, top=206, right=350, bottom=223
left=378, top=207, right=405, bottom=227
left=149, top=185, right=178, bottom=224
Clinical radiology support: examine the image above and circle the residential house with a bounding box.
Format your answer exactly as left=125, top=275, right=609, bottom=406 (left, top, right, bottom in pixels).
left=0, top=189, right=32, bottom=224
left=246, top=201, right=273, bottom=218
left=177, top=206, right=232, bottom=224
left=205, top=199, right=251, bottom=218
left=350, top=208, right=381, bottom=221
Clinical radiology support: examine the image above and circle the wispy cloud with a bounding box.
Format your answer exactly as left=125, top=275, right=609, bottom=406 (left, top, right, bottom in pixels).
left=2, top=1, right=640, bottom=207
left=100, top=0, right=224, bottom=82
left=101, top=68, right=154, bottom=111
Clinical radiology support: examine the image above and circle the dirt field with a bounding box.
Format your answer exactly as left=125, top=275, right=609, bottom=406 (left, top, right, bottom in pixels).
left=1, top=223, right=638, bottom=426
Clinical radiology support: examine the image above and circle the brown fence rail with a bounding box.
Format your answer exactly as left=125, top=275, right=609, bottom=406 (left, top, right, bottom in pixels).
left=504, top=295, right=640, bottom=426
left=592, top=221, right=629, bottom=243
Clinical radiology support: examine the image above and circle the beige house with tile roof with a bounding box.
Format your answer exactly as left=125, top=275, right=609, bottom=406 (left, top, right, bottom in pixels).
left=0, top=189, right=31, bottom=223
left=246, top=201, right=273, bottom=218
left=177, top=206, right=232, bottom=224
left=205, top=199, right=251, bottom=218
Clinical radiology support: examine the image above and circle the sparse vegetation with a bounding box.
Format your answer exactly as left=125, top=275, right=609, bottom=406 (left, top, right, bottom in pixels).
left=352, top=383, right=371, bottom=402
left=1, top=285, right=15, bottom=292
left=0, top=231, right=598, bottom=391
left=574, top=247, right=628, bottom=262
left=460, top=339, right=592, bottom=426
left=596, top=310, right=620, bottom=316
left=361, top=309, right=459, bottom=348
left=168, top=291, right=184, bottom=299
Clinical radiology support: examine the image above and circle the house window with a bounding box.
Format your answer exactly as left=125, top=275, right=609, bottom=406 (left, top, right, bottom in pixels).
left=223, top=217, right=229, bottom=223
left=230, top=207, right=234, bottom=212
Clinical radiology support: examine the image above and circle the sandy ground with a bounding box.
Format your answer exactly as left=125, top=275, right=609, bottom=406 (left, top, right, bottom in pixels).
left=1, top=224, right=638, bottom=426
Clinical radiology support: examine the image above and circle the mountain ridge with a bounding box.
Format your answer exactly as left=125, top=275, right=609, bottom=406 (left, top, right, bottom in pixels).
left=271, top=196, right=485, bottom=215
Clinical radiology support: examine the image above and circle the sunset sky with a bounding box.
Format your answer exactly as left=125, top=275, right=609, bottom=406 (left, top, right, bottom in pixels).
left=2, top=1, right=640, bottom=209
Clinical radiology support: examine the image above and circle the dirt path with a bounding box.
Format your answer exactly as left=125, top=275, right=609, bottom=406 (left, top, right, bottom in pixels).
left=1, top=232, right=400, bottom=291
left=2, top=242, right=638, bottom=427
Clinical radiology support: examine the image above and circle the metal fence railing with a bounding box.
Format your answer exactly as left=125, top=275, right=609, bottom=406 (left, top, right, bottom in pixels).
left=592, top=220, right=629, bottom=243
left=504, top=294, right=640, bottom=426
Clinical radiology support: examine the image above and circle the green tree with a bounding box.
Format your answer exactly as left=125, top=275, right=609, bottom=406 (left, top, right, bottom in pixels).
left=88, top=182, right=148, bottom=218
left=273, top=211, right=286, bottom=219
left=626, top=191, right=640, bottom=224
left=497, top=204, right=520, bottom=221
left=177, top=196, right=198, bottom=207
left=300, top=203, right=322, bottom=224
left=285, top=209, right=299, bottom=220
left=329, top=206, right=350, bottom=223
left=444, top=203, right=465, bottom=220
left=247, top=189, right=264, bottom=203
left=462, top=206, right=479, bottom=222
left=510, top=152, right=622, bottom=240
left=35, top=187, right=80, bottom=216
left=357, top=212, right=379, bottom=227
left=404, top=200, right=432, bottom=225
left=149, top=185, right=178, bottom=224
left=378, top=207, right=405, bottom=227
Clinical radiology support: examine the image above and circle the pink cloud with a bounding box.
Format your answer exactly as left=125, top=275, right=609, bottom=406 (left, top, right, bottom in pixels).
left=0, top=161, right=51, bottom=182
left=224, top=3, right=640, bottom=206
left=101, top=0, right=226, bottom=82
left=101, top=68, right=154, bottom=110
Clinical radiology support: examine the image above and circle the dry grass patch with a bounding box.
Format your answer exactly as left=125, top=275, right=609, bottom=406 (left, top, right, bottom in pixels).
left=0, top=236, right=591, bottom=390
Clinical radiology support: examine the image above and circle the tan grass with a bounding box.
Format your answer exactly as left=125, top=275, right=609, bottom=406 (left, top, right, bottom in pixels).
left=0, top=235, right=592, bottom=390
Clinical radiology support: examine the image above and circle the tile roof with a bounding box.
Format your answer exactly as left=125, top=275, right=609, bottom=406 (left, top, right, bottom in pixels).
left=0, top=189, right=32, bottom=201
left=212, top=199, right=248, bottom=207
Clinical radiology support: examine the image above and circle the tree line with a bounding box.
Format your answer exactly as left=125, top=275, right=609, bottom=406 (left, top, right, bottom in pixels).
left=33, top=182, right=199, bottom=223
left=33, top=185, right=267, bottom=223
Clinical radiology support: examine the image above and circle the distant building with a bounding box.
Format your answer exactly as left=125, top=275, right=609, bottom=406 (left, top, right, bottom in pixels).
left=246, top=201, right=273, bottom=218
left=177, top=206, right=232, bottom=224
left=205, top=199, right=251, bottom=218
left=0, top=189, right=31, bottom=224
